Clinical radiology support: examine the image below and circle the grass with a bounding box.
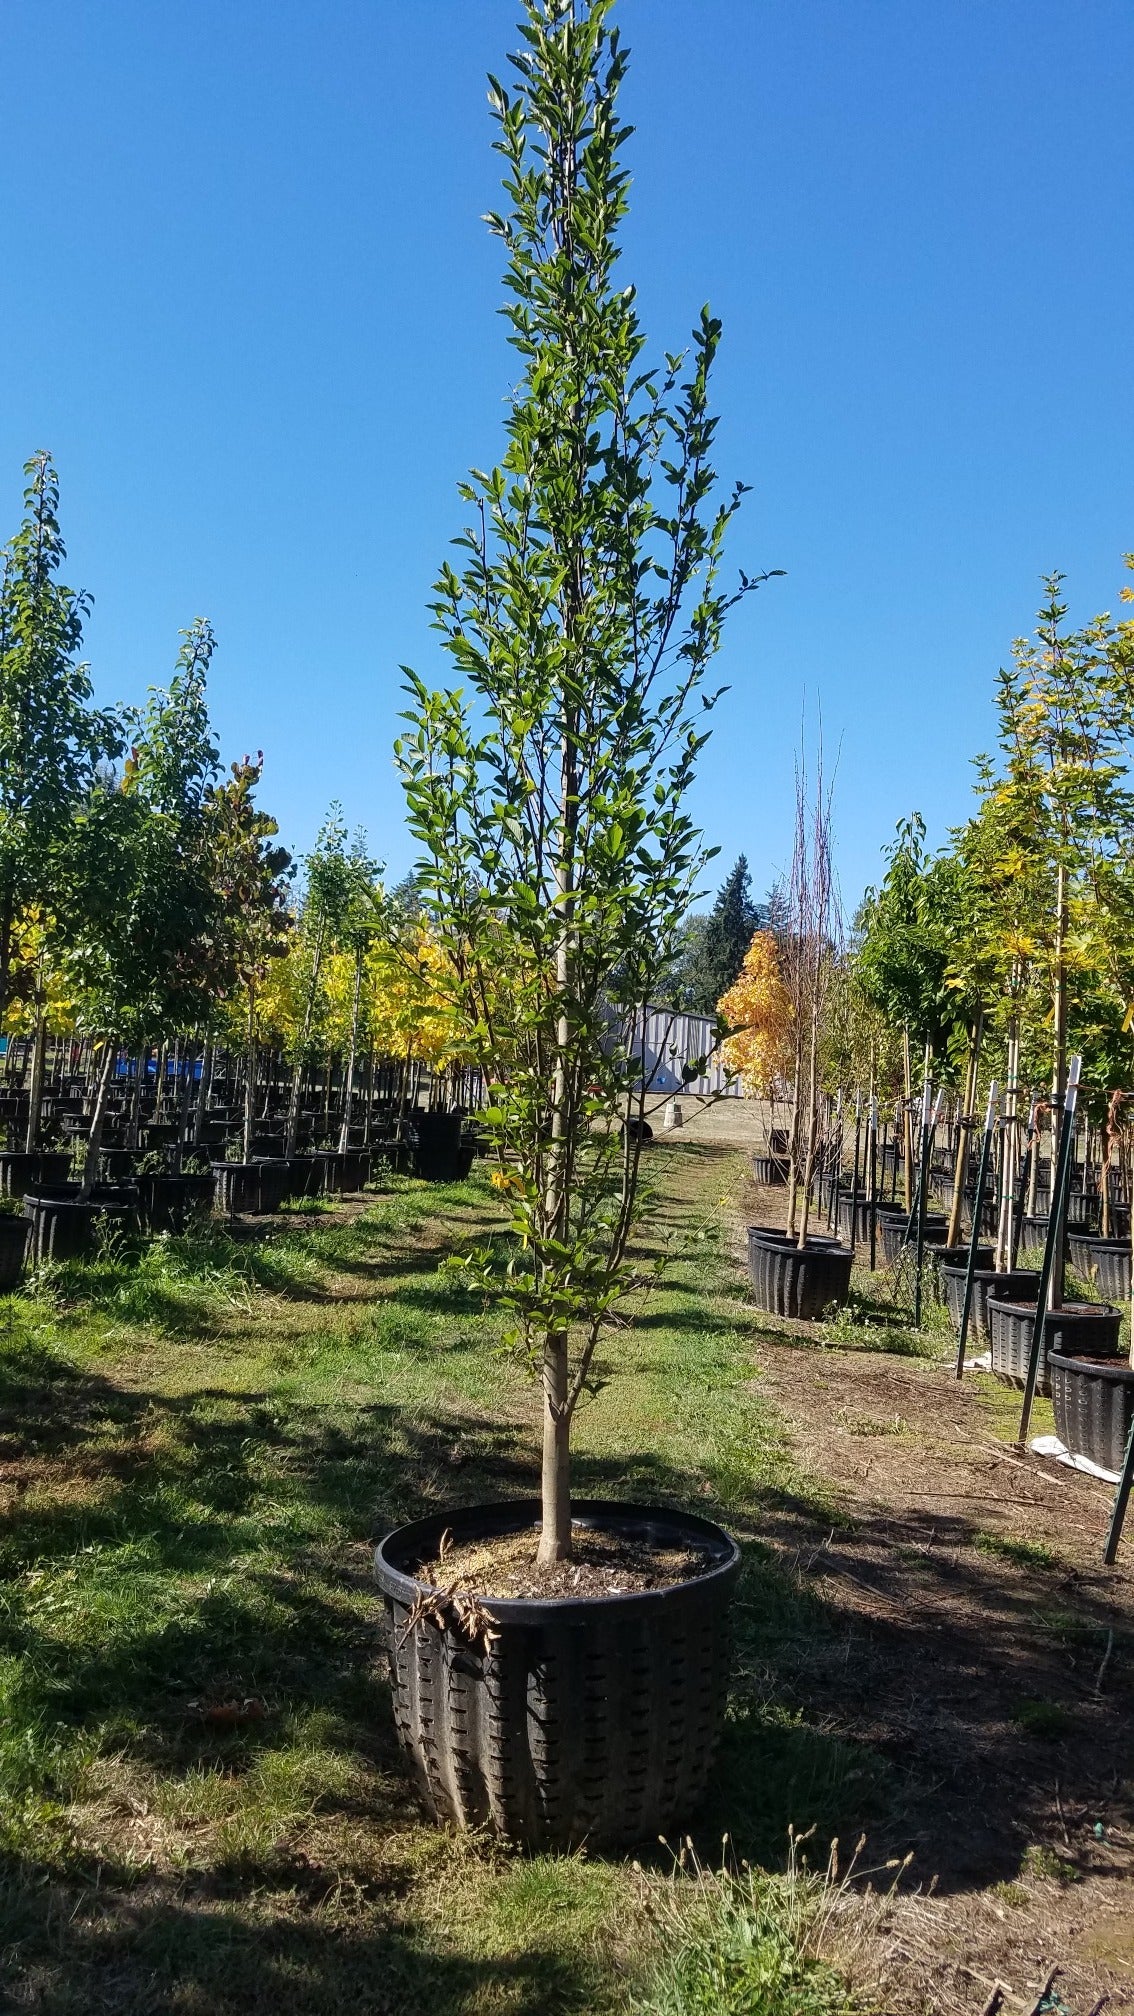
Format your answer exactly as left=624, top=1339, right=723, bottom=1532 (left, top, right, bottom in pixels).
left=0, top=1147, right=880, bottom=2015
left=975, top=1530, right=1058, bottom=1570
left=630, top=1839, right=880, bottom=2016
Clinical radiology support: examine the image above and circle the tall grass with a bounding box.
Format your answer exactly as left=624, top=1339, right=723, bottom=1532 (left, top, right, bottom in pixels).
left=633, top=1834, right=898, bottom=2016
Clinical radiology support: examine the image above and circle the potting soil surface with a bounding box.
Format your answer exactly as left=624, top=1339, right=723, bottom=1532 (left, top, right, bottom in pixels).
left=417, top=1524, right=714, bottom=1599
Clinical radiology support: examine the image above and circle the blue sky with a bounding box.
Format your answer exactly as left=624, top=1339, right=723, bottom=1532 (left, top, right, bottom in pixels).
left=1, top=1, right=1131, bottom=913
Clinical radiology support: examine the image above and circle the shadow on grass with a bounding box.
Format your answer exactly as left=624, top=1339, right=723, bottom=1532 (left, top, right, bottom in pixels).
left=0, top=1870, right=610, bottom=2016
left=4, top=1217, right=1134, bottom=2007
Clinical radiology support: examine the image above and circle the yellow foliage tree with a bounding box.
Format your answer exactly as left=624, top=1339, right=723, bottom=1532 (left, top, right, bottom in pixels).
left=719, top=929, right=794, bottom=1096
left=3, top=909, right=75, bottom=1038
left=365, top=927, right=469, bottom=1070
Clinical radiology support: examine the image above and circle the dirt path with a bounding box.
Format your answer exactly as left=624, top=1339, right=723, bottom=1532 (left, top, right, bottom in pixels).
left=737, top=1168, right=1134, bottom=2016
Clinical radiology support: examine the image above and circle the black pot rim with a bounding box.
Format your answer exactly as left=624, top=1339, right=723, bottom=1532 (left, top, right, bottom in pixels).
left=746, top=1226, right=849, bottom=1255
left=994, top=1299, right=1121, bottom=1321
left=939, top=1263, right=1040, bottom=1283
left=374, top=1496, right=741, bottom=1626
left=1052, top=1353, right=1134, bottom=1382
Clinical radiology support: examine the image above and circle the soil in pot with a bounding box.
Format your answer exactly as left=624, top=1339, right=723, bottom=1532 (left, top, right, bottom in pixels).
left=1050, top=1353, right=1134, bottom=1472
left=375, top=1498, right=739, bottom=1851
left=423, top=1523, right=716, bottom=1600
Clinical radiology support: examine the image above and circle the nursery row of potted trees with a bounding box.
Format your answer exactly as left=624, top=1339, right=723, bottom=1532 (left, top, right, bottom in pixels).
left=0, top=1030, right=483, bottom=1269
left=745, top=1062, right=1134, bottom=1487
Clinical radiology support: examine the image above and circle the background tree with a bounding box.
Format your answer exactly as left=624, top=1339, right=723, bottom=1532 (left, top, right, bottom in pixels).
left=282, top=807, right=356, bottom=1156
left=0, top=452, right=118, bottom=1027
left=204, top=753, right=292, bottom=1159
left=719, top=927, right=793, bottom=1095
left=694, top=853, right=762, bottom=1012
left=61, top=622, right=228, bottom=1193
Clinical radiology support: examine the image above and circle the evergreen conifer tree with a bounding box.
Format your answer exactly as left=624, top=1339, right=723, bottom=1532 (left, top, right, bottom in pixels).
left=697, top=853, right=760, bottom=1010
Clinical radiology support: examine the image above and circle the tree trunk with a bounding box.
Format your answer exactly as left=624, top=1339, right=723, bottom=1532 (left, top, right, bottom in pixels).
left=243, top=986, right=257, bottom=1163
left=795, top=1005, right=821, bottom=1250
left=193, top=1038, right=214, bottom=1147
left=1048, top=866, right=1069, bottom=1311
left=539, top=1334, right=571, bottom=1567
left=24, top=991, right=47, bottom=1153
left=947, top=1012, right=982, bottom=1249
left=0, top=899, right=13, bottom=1042
left=537, top=665, right=579, bottom=1568
left=338, top=948, right=364, bottom=1154
left=902, top=1027, right=913, bottom=1212
left=285, top=920, right=327, bottom=1158
left=175, top=1042, right=195, bottom=1167
left=80, top=1039, right=116, bottom=1201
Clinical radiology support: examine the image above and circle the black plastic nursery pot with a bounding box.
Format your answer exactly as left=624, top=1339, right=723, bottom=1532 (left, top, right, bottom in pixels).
left=0, top=1213, right=29, bottom=1288
left=988, top=1299, right=1122, bottom=1397
left=211, top=1159, right=291, bottom=1215
left=746, top=1226, right=853, bottom=1320
left=879, top=1212, right=948, bottom=1267
left=768, top=1128, right=790, bottom=1156
left=412, top=1112, right=475, bottom=1182
left=340, top=1148, right=372, bottom=1192
left=1065, top=1191, right=1102, bottom=1234
left=309, top=1152, right=347, bottom=1196
left=1067, top=1235, right=1131, bottom=1303
left=835, top=1195, right=874, bottom=1243
left=136, top=1171, right=215, bottom=1235
left=750, top=1152, right=788, bottom=1187
left=22, top=1184, right=138, bottom=1262
left=931, top=1244, right=994, bottom=1305
left=374, top=1498, right=740, bottom=1850
left=0, top=1150, right=71, bottom=1197
left=1050, top=1353, right=1134, bottom=1473
left=938, top=1264, right=1041, bottom=1340
left=1018, top=1214, right=1050, bottom=1253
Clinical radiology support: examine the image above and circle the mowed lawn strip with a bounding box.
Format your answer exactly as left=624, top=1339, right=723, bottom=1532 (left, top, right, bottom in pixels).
left=0, top=1146, right=861, bottom=2016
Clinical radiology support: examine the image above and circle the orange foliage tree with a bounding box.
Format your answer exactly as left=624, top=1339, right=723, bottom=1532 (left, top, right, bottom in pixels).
left=719, top=929, right=794, bottom=1096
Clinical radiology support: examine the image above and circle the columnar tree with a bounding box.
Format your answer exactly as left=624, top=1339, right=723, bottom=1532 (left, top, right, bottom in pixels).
left=855, top=814, right=972, bottom=1208
left=205, top=754, right=292, bottom=1159
left=0, top=453, right=118, bottom=1027
left=61, top=622, right=228, bottom=1193
left=282, top=807, right=357, bottom=1156
left=396, top=0, right=775, bottom=1563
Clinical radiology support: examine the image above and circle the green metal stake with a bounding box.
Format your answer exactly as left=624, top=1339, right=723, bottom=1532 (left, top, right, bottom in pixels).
left=868, top=1095, right=878, bottom=1271
left=913, top=1086, right=942, bottom=1329
left=847, top=1091, right=862, bottom=1252
left=1104, top=1410, right=1134, bottom=1565
left=955, top=1080, right=998, bottom=1379
left=1018, top=1056, right=1081, bottom=1451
